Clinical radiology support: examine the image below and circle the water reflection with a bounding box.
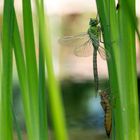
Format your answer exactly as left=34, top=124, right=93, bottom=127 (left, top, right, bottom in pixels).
left=13, top=79, right=111, bottom=140
left=60, top=79, right=109, bottom=139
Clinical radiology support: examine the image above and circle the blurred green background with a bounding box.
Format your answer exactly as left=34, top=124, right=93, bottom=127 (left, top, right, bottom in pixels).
left=0, top=0, right=140, bottom=139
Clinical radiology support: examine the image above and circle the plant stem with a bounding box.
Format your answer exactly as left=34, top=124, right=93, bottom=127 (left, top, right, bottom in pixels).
left=22, top=0, right=39, bottom=139
left=117, top=0, right=139, bottom=139
left=35, top=1, right=69, bottom=140
left=0, top=0, right=14, bottom=139
left=96, top=0, right=139, bottom=139
left=12, top=8, right=34, bottom=140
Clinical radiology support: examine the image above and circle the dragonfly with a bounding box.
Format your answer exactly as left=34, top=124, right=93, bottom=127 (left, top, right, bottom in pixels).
left=59, top=18, right=110, bottom=94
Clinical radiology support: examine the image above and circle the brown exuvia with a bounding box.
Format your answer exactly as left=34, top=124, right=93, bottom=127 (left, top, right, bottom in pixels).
left=100, top=91, right=112, bottom=138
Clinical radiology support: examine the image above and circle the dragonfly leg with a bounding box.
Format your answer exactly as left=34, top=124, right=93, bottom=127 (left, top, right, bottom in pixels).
left=97, top=26, right=104, bottom=43
left=100, top=34, right=104, bottom=44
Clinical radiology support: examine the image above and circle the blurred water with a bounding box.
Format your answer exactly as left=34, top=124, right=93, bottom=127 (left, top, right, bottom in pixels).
left=13, top=78, right=140, bottom=140
left=13, top=79, right=109, bottom=139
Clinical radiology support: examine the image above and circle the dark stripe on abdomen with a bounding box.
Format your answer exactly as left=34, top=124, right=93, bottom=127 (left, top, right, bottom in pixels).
left=93, top=49, right=98, bottom=92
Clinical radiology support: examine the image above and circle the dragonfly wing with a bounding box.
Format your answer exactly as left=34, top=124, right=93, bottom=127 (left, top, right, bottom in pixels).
left=59, top=32, right=93, bottom=57
left=98, top=46, right=111, bottom=60
left=59, top=32, right=89, bottom=47
left=74, top=39, right=93, bottom=57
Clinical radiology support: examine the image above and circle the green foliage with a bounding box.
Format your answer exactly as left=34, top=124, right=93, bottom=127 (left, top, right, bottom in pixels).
left=0, top=0, right=68, bottom=140
left=34, top=1, right=69, bottom=140
left=0, top=0, right=14, bottom=139
left=38, top=2, right=48, bottom=139
left=96, top=0, right=139, bottom=139
left=0, top=0, right=139, bottom=139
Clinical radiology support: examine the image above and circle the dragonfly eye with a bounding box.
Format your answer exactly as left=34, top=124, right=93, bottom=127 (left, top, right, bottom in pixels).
left=89, top=18, right=98, bottom=26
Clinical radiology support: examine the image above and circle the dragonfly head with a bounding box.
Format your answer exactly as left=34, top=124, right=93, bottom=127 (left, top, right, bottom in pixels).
left=89, top=18, right=98, bottom=26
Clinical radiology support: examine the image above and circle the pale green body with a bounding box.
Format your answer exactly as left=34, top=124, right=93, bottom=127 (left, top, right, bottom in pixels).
left=60, top=18, right=105, bottom=93
left=87, top=18, right=101, bottom=92
left=88, top=20, right=100, bottom=50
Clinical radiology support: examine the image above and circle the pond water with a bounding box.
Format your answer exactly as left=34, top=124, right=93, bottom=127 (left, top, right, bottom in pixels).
left=13, top=78, right=140, bottom=140
left=59, top=79, right=109, bottom=140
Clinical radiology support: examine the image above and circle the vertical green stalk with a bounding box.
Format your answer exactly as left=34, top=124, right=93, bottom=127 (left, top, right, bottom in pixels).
left=117, top=0, right=139, bottom=139
left=35, top=1, right=68, bottom=140
left=38, top=45, right=48, bottom=140
left=96, top=0, right=139, bottom=139
left=12, top=8, right=35, bottom=140
left=0, top=0, right=14, bottom=139
left=38, top=1, right=48, bottom=139
left=22, top=0, right=39, bottom=139
left=38, top=20, right=48, bottom=140
left=96, top=1, right=119, bottom=139
left=96, top=0, right=119, bottom=95
left=0, top=25, right=2, bottom=140
left=0, top=37, right=1, bottom=104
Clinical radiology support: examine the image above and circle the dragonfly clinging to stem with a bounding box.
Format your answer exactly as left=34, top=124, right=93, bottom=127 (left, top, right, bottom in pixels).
left=59, top=17, right=110, bottom=95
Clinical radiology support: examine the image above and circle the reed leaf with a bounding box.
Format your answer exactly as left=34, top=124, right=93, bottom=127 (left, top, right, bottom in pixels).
left=0, top=0, right=14, bottom=139
left=34, top=1, right=69, bottom=140
left=12, top=7, right=35, bottom=140
left=96, top=0, right=139, bottom=139
left=22, top=0, right=39, bottom=139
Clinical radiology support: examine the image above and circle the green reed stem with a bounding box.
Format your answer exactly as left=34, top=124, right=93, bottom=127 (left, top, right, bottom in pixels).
left=117, top=0, right=139, bottom=139
left=35, top=1, right=69, bottom=140
left=38, top=33, right=48, bottom=140
left=22, top=0, right=39, bottom=139
left=96, top=0, right=139, bottom=139
left=12, top=8, right=35, bottom=140
left=38, top=1, right=48, bottom=139
left=0, top=0, right=14, bottom=139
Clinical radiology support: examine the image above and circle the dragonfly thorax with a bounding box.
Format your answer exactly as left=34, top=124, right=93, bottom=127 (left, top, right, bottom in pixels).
left=88, top=27, right=100, bottom=50
left=88, top=18, right=100, bottom=39
left=88, top=26, right=99, bottom=37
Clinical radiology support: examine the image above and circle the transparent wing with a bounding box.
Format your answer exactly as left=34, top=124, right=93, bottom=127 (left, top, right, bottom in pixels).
left=59, top=32, right=89, bottom=47
left=74, top=39, right=93, bottom=57
left=59, top=32, right=93, bottom=57
left=98, top=46, right=111, bottom=60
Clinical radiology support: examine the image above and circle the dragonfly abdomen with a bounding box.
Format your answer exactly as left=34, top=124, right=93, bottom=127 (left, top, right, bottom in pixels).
left=93, top=49, right=98, bottom=92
